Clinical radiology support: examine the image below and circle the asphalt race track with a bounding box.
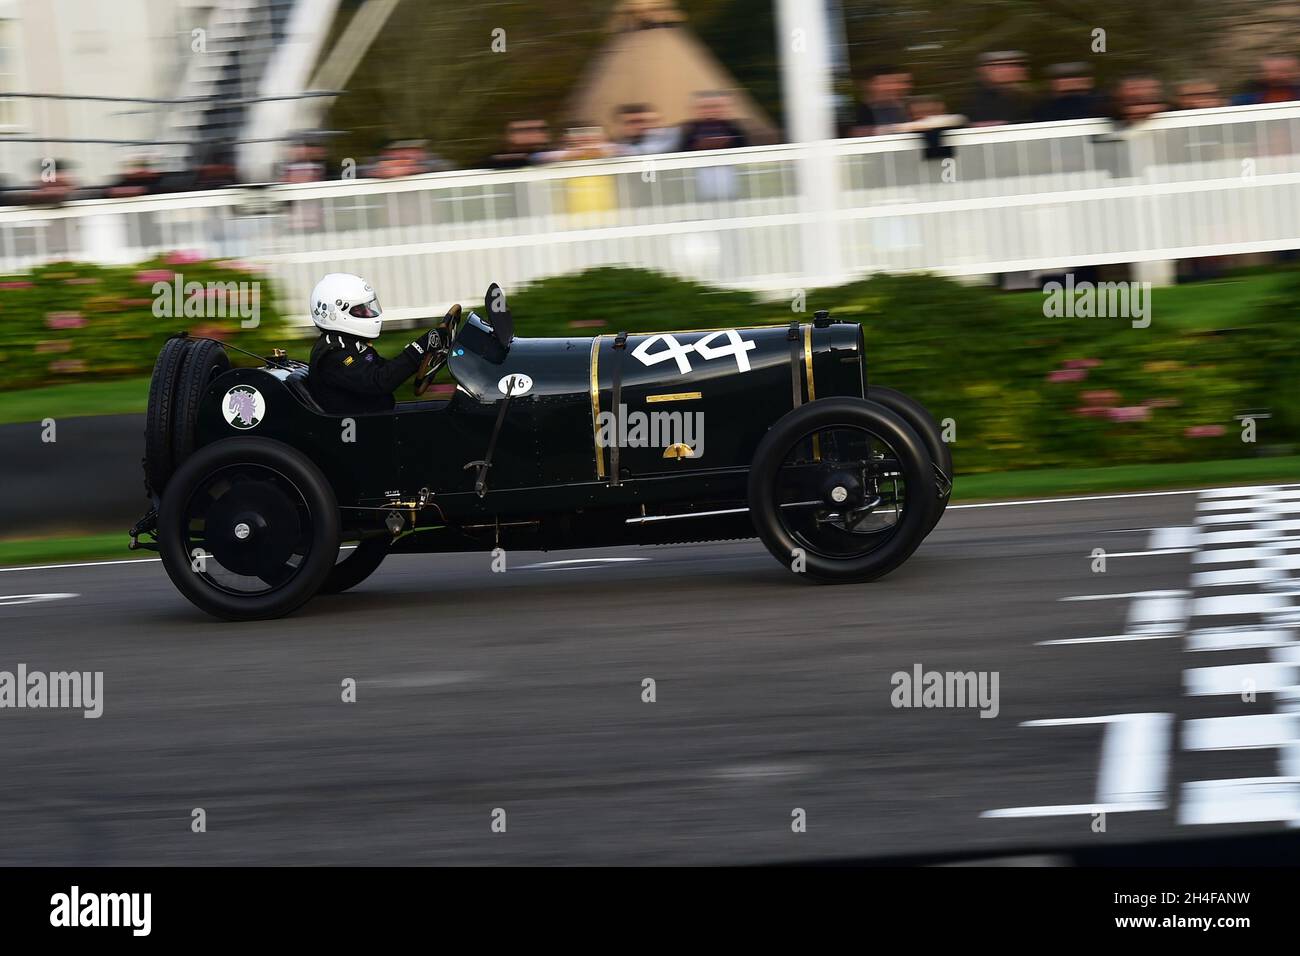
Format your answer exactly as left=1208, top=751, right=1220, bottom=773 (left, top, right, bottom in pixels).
left=1, top=483, right=1298, bottom=865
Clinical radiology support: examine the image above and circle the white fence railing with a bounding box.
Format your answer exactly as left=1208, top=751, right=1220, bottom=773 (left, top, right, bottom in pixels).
left=2, top=101, right=1299, bottom=324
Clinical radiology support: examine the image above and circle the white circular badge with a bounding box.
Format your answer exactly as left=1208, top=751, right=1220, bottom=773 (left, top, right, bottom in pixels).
left=223, top=385, right=266, bottom=429
left=498, top=373, right=533, bottom=397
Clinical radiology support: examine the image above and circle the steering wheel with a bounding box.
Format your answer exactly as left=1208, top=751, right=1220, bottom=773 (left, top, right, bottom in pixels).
left=413, top=304, right=462, bottom=396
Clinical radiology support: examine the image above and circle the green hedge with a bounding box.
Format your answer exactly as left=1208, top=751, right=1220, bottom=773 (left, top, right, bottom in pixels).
left=0, top=257, right=288, bottom=391
left=4, top=257, right=1297, bottom=477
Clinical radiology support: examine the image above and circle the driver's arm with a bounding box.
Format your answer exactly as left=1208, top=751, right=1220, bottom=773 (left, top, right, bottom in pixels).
left=326, top=330, right=444, bottom=396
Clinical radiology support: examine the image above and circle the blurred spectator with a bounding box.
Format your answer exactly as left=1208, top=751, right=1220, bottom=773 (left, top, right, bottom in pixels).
left=679, top=90, right=750, bottom=151
left=540, top=124, right=616, bottom=163
left=1233, top=53, right=1300, bottom=105
left=904, top=95, right=965, bottom=160
left=1034, top=63, right=1105, bottom=121
left=851, top=66, right=913, bottom=136
left=1112, top=74, right=1167, bottom=127
left=677, top=92, right=749, bottom=202
left=611, top=104, right=679, bottom=156
left=104, top=156, right=163, bottom=198
left=906, top=95, right=961, bottom=127
left=544, top=125, right=617, bottom=216
left=1175, top=79, right=1226, bottom=111
left=965, top=51, right=1033, bottom=126
left=489, top=119, right=552, bottom=168
left=26, top=160, right=86, bottom=205
left=191, top=162, right=239, bottom=191
left=278, top=141, right=328, bottom=184
left=372, top=139, right=446, bottom=179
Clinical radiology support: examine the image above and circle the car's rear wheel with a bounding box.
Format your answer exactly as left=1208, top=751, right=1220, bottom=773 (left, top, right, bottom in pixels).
left=143, top=337, right=193, bottom=495
left=158, top=438, right=339, bottom=620
left=866, top=385, right=951, bottom=533
left=319, top=537, right=390, bottom=594
left=748, top=397, right=936, bottom=582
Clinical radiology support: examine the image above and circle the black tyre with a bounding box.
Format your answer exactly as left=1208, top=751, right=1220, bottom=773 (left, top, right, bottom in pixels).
left=158, top=437, right=340, bottom=620
left=319, top=537, right=390, bottom=594
left=867, top=385, right=951, bottom=533
left=748, top=397, right=936, bottom=583
left=172, top=338, right=230, bottom=465
left=143, top=337, right=193, bottom=495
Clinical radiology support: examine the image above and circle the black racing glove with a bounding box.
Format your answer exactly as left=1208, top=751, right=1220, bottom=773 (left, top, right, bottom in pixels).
left=403, top=327, right=448, bottom=361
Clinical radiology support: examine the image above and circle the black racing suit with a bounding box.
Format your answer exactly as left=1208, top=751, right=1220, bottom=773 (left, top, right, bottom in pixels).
left=308, top=330, right=427, bottom=414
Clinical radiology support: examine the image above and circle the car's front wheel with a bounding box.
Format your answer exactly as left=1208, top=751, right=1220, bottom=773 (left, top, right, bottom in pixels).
left=866, top=385, right=951, bottom=534
left=748, top=397, right=936, bottom=583
left=158, top=438, right=340, bottom=620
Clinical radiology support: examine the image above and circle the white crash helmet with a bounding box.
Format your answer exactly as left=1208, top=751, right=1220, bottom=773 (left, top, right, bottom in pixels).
left=309, top=272, right=384, bottom=339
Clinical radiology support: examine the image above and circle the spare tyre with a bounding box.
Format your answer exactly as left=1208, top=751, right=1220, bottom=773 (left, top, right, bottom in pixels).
left=143, top=336, right=194, bottom=496
left=171, top=338, right=231, bottom=467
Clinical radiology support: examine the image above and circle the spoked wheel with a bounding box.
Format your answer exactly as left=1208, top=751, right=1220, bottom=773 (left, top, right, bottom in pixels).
left=748, top=398, right=937, bottom=583
left=319, top=537, right=390, bottom=595
left=158, top=438, right=340, bottom=620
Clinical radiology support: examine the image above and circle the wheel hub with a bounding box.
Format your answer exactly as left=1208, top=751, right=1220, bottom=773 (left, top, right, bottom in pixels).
left=203, top=480, right=302, bottom=578
left=820, top=469, right=863, bottom=508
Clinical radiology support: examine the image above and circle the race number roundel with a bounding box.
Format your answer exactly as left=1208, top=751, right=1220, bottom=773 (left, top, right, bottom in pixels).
left=498, top=373, right=533, bottom=396
left=223, top=385, right=266, bottom=430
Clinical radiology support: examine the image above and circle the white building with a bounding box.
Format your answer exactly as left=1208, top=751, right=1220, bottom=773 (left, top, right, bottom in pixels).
left=0, top=0, right=340, bottom=188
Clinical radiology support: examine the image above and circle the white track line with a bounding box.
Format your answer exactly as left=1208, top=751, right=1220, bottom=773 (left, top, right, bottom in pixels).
left=5, top=482, right=1296, bottom=574
left=951, top=489, right=1201, bottom=510
left=983, top=713, right=1172, bottom=818
left=515, top=558, right=650, bottom=570
left=0, top=557, right=161, bottom=573
left=1107, top=548, right=1196, bottom=558
left=0, top=592, right=79, bottom=607
left=1061, top=589, right=1186, bottom=602
left=1037, top=633, right=1178, bottom=646
left=1179, top=777, right=1300, bottom=825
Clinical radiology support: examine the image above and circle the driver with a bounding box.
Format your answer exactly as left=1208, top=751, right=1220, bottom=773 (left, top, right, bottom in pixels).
left=307, top=273, right=448, bottom=414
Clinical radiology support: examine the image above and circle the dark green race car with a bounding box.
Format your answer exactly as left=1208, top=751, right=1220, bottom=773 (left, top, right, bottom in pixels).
left=132, top=285, right=951, bottom=620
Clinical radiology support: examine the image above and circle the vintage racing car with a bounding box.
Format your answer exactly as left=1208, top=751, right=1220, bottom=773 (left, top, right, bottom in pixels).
left=131, top=285, right=952, bottom=620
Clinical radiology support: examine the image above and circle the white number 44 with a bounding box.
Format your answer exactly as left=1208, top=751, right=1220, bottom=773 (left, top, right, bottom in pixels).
left=630, top=330, right=756, bottom=375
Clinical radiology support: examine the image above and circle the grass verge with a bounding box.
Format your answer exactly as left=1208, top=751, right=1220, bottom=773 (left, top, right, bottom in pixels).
left=2, top=456, right=1295, bottom=569
left=0, top=532, right=149, bottom=568
left=954, top=455, right=1300, bottom=501
left=0, top=377, right=150, bottom=426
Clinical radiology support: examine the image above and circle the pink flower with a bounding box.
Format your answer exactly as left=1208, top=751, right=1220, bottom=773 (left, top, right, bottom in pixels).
left=1107, top=405, right=1151, bottom=422
left=1081, top=389, right=1121, bottom=407
left=135, top=269, right=174, bottom=284
left=1074, top=406, right=1109, bottom=418
left=1185, top=424, right=1226, bottom=438
left=1063, top=358, right=1102, bottom=369
left=164, top=250, right=204, bottom=265
left=49, top=358, right=87, bottom=374
left=0, top=280, right=33, bottom=290
left=1048, top=368, right=1086, bottom=383
left=1143, top=397, right=1179, bottom=408
left=190, top=324, right=229, bottom=341
left=45, top=312, right=87, bottom=329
